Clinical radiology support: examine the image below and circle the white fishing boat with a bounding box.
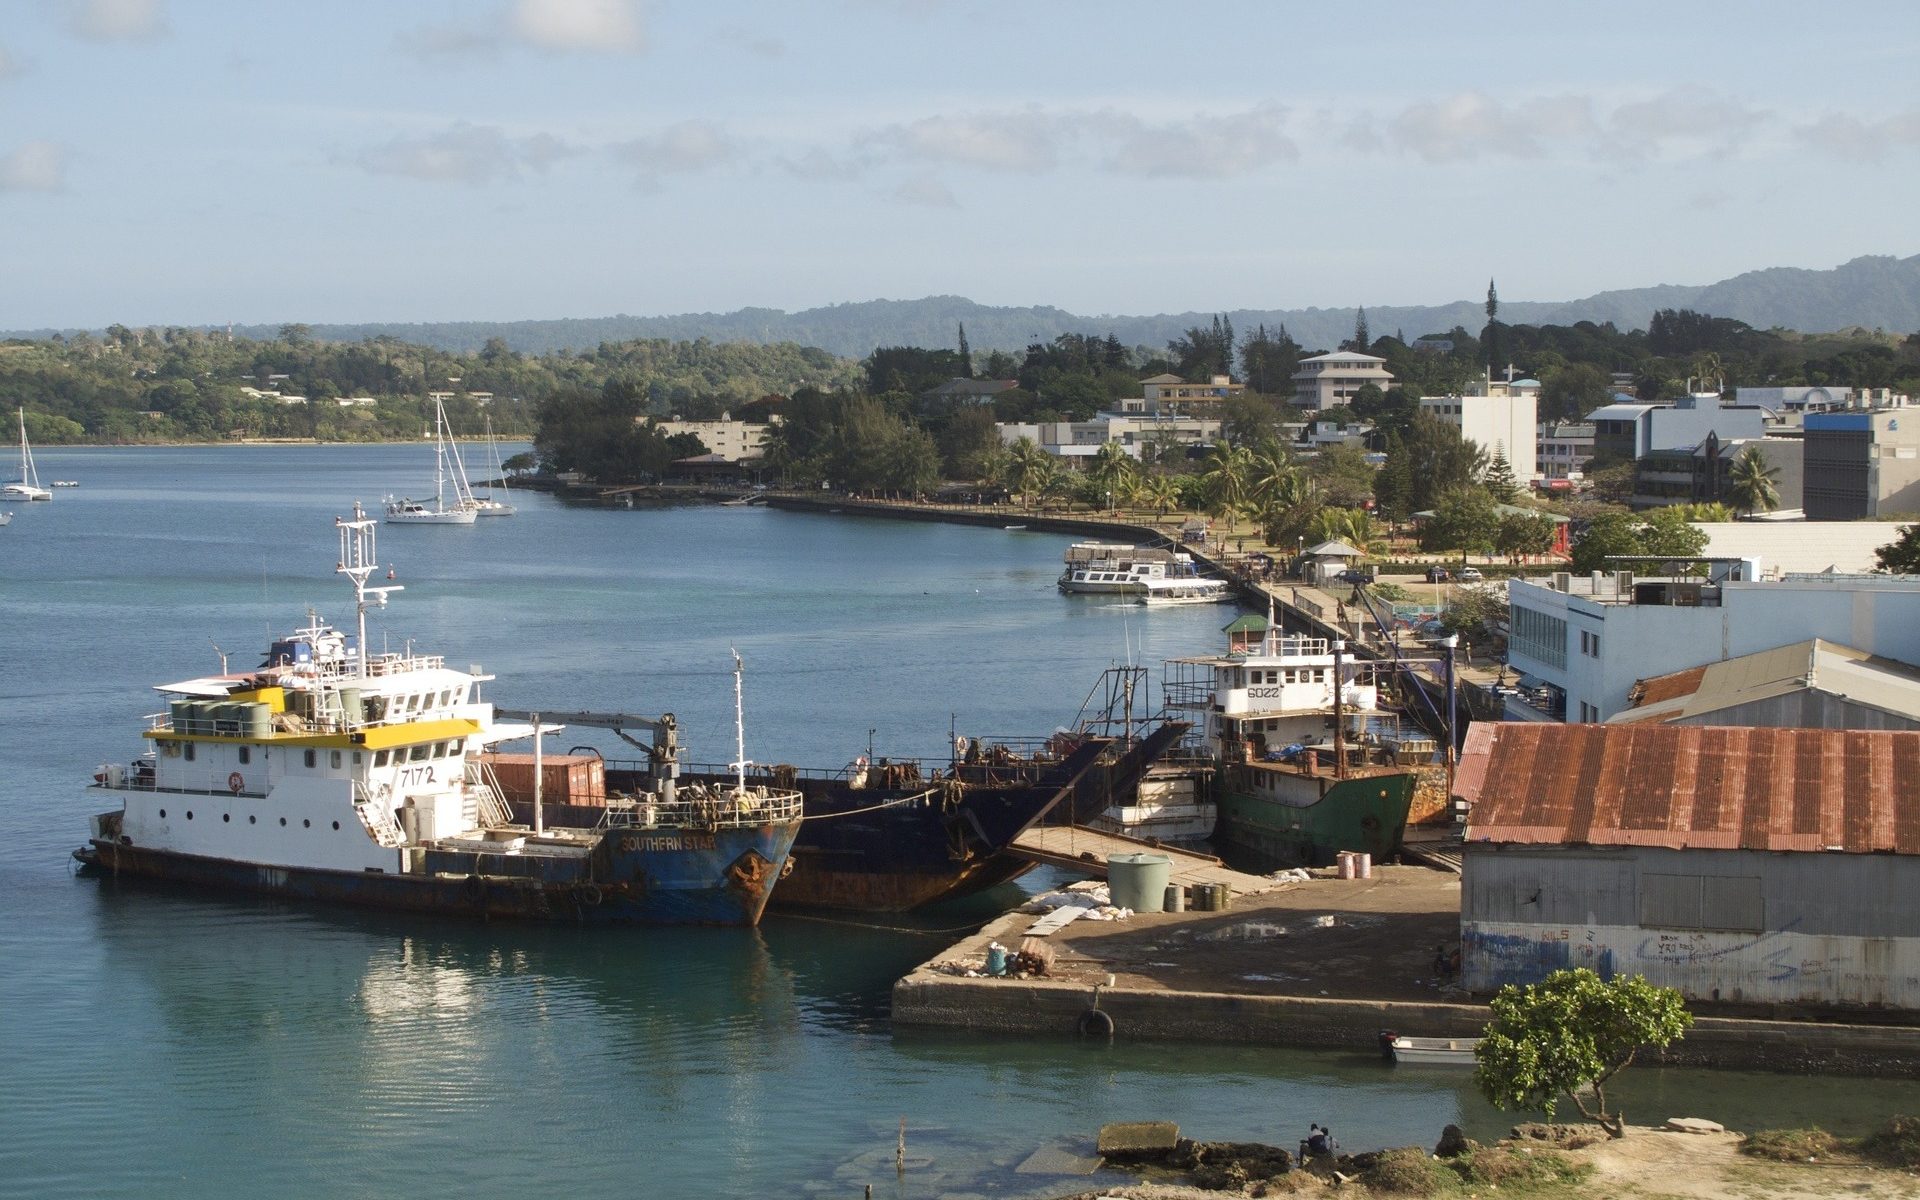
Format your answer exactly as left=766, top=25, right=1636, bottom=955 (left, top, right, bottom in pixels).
left=468, top=415, right=515, bottom=517
left=0, top=511, right=12, bottom=526
left=1385, top=1034, right=1479, bottom=1065
left=1059, top=542, right=1207, bottom=595
left=1137, top=576, right=1232, bottom=605
left=3, top=408, right=52, bottom=502
left=73, top=503, right=804, bottom=926
left=385, top=396, right=477, bottom=524
left=52, top=480, right=79, bottom=488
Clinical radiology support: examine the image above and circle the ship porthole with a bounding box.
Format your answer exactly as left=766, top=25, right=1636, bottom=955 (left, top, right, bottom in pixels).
left=331, top=821, right=340, bottom=831
left=158, top=809, right=166, bottom=818
left=248, top=815, right=256, bottom=825
left=222, top=814, right=230, bottom=823
left=303, top=819, right=310, bottom=828
left=279, top=817, right=287, bottom=826
left=185, top=811, right=193, bottom=820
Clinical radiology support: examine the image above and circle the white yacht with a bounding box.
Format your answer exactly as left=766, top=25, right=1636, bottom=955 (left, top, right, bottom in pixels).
left=3, top=408, right=51, bottom=502
left=469, top=415, right=516, bottom=517
left=385, top=396, right=477, bottom=524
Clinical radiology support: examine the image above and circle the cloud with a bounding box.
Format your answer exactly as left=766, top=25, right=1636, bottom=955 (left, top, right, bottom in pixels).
left=1604, top=87, right=1767, bottom=159
left=1793, top=109, right=1920, bottom=161
left=395, top=22, right=501, bottom=60
left=68, top=0, right=167, bottom=42
left=354, top=123, right=572, bottom=185
left=717, top=24, right=783, bottom=59
left=508, top=0, right=645, bottom=54
left=0, top=141, right=66, bottom=192
left=1098, top=104, right=1297, bottom=178
left=1383, top=92, right=1598, bottom=163
left=1354, top=87, right=1767, bottom=163
left=779, top=147, right=866, bottom=182
left=869, top=109, right=1064, bottom=173
left=857, top=104, right=1299, bottom=180
left=890, top=172, right=958, bottom=208
left=611, top=119, right=738, bottom=183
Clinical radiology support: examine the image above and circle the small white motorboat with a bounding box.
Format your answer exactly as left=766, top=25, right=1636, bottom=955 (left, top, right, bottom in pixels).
left=1383, top=1033, right=1479, bottom=1065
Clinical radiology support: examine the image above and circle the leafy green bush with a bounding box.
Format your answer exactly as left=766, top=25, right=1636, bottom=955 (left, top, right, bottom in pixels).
left=1455, top=1146, right=1591, bottom=1188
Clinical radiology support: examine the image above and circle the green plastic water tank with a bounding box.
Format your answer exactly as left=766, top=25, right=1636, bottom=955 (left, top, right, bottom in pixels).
left=1107, top=852, right=1172, bottom=913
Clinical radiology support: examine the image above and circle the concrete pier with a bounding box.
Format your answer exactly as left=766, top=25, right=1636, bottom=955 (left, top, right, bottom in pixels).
left=893, top=866, right=1920, bottom=1076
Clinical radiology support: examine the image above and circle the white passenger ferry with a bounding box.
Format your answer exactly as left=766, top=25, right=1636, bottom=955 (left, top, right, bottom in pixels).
left=76, top=503, right=803, bottom=926
left=1058, top=542, right=1212, bottom=595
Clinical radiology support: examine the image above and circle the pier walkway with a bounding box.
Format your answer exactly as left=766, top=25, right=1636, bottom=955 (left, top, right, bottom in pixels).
left=1007, top=824, right=1279, bottom=898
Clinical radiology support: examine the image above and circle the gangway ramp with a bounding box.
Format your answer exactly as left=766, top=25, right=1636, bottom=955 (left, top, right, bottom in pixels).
left=1008, top=825, right=1281, bottom=897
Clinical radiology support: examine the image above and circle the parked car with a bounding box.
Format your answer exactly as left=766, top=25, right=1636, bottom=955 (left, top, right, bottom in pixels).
left=1336, top=567, right=1376, bottom=585
left=1456, top=566, right=1484, bottom=582
left=1424, top=565, right=1450, bottom=583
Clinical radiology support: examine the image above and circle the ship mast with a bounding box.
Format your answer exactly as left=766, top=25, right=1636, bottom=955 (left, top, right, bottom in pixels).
left=730, top=648, right=748, bottom=797
left=336, top=501, right=402, bottom=678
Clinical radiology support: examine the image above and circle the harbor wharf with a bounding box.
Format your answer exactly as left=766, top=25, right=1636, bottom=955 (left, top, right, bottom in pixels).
left=893, top=866, right=1920, bottom=1078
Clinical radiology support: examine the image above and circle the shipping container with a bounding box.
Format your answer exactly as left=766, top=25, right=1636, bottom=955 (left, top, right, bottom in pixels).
left=482, top=753, right=608, bottom=806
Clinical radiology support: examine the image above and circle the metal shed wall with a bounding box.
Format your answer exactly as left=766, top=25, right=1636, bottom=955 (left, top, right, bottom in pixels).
left=1462, top=843, right=1920, bottom=1009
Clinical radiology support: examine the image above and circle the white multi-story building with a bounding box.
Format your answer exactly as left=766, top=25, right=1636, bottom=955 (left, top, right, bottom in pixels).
left=653, top=416, right=771, bottom=461
left=1504, top=567, right=1920, bottom=724
left=1536, top=421, right=1594, bottom=485
left=998, top=413, right=1223, bottom=462
left=1290, top=352, right=1393, bottom=412
left=1420, top=375, right=1539, bottom=481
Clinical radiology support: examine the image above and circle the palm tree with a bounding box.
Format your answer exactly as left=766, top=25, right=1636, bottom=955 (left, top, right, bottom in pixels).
left=1200, top=442, right=1254, bottom=532
left=1088, top=441, right=1137, bottom=512
left=1139, top=474, right=1182, bottom=518
left=1004, top=437, right=1052, bottom=510
left=1725, top=445, right=1780, bottom=517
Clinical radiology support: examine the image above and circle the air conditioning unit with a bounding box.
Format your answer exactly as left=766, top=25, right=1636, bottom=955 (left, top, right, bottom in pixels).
left=1552, top=571, right=1572, bottom=592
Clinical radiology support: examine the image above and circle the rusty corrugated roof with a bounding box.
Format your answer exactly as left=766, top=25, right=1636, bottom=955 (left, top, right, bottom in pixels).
left=1457, top=723, right=1920, bottom=855
left=1628, top=665, right=1710, bottom=711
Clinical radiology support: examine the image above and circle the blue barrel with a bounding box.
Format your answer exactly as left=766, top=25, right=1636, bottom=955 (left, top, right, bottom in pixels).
left=1108, top=853, right=1172, bottom=912
left=985, top=944, right=1008, bottom=976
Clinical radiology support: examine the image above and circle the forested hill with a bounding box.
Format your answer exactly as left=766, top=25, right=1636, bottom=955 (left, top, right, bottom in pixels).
left=11, top=254, right=1920, bottom=357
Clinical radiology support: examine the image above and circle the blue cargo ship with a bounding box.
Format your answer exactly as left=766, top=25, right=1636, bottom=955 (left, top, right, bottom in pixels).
left=75, top=503, right=802, bottom=926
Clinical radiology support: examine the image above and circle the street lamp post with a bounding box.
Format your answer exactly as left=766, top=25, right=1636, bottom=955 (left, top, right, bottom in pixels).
left=1441, top=634, right=1460, bottom=777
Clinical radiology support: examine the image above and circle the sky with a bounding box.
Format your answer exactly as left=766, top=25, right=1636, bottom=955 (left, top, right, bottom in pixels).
left=3, top=0, right=1919, bottom=330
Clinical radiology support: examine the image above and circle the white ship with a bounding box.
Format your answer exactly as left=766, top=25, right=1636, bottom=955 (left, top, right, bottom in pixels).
left=75, top=503, right=803, bottom=926
left=386, top=397, right=478, bottom=524
left=3, top=407, right=51, bottom=502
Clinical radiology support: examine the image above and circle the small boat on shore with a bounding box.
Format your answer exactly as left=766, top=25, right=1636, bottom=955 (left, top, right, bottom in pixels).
left=76, top=503, right=803, bottom=926
left=1381, top=1033, right=1479, bottom=1065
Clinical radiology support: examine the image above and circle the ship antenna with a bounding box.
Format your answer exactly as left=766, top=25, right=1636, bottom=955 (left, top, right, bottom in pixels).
left=336, top=501, right=402, bottom=678
left=1265, top=591, right=1277, bottom=654
left=730, top=648, right=748, bottom=797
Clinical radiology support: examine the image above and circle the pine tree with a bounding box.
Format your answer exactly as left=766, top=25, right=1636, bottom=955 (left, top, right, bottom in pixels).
left=957, top=323, right=972, bottom=379
left=1483, top=449, right=1520, bottom=503
left=1374, top=431, right=1414, bottom=526
left=1350, top=307, right=1370, bottom=352
left=1484, top=278, right=1502, bottom=373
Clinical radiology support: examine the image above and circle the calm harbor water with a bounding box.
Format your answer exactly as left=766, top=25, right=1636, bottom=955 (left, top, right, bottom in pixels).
left=3, top=444, right=1916, bottom=1199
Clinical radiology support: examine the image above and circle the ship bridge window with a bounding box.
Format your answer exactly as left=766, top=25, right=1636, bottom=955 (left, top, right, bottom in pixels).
left=238, top=746, right=251, bottom=764
left=352, top=751, right=363, bottom=765
left=450, top=738, right=464, bottom=755
left=375, top=749, right=390, bottom=767
left=438, top=690, right=451, bottom=707
left=330, top=750, right=342, bottom=769
left=303, top=749, right=317, bottom=768
left=409, top=744, right=429, bottom=762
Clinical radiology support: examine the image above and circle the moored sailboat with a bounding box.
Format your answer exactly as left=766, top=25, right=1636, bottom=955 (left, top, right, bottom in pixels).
left=386, top=396, right=477, bottom=524
left=3, top=408, right=51, bottom=502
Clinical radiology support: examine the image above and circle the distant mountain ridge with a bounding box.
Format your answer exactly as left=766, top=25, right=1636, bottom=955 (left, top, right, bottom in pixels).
left=16, top=254, right=1920, bottom=359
